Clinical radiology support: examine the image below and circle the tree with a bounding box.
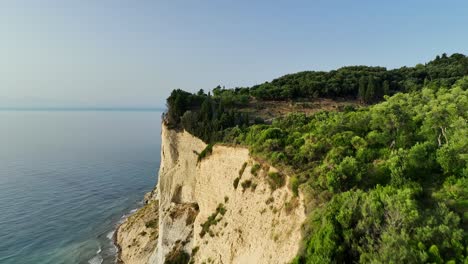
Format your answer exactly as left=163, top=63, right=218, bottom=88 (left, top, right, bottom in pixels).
left=365, top=77, right=376, bottom=103
left=200, top=97, right=213, bottom=121
left=359, top=76, right=367, bottom=102
left=383, top=80, right=390, bottom=95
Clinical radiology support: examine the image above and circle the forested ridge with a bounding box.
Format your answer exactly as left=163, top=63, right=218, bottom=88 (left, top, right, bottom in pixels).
left=165, top=53, right=468, bottom=263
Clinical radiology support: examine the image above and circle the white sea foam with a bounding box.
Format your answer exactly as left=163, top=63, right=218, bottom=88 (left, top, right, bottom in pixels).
left=88, top=247, right=103, bottom=264
left=106, top=231, right=114, bottom=240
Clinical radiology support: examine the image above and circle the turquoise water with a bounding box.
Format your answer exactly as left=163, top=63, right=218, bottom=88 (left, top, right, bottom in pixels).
left=0, top=110, right=161, bottom=264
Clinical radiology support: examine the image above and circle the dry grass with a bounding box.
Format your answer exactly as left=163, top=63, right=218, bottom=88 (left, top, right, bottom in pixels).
left=239, top=98, right=361, bottom=122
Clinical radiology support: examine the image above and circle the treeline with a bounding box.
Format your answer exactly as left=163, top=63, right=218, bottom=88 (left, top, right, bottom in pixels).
left=215, top=53, right=468, bottom=102
left=166, top=53, right=468, bottom=141
left=166, top=89, right=250, bottom=143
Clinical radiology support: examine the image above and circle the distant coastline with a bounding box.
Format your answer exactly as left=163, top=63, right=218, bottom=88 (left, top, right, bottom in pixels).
left=0, top=107, right=165, bottom=112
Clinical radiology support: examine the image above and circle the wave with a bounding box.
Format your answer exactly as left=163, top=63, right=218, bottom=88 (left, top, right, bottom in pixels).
left=88, top=247, right=103, bottom=264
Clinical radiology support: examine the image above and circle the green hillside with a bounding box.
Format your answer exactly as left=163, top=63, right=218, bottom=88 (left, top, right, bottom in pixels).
left=166, top=54, right=468, bottom=263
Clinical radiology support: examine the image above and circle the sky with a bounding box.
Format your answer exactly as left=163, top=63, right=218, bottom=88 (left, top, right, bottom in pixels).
left=1, top=1, right=467, bottom=108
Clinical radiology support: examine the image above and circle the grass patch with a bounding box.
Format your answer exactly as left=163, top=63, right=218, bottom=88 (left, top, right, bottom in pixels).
left=197, top=144, right=214, bottom=163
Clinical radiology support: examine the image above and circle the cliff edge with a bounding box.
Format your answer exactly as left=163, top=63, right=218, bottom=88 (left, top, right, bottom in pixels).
left=116, top=124, right=306, bottom=264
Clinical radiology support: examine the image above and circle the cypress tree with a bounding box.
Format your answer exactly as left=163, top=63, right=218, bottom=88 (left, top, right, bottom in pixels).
left=365, top=77, right=376, bottom=103
left=383, top=80, right=390, bottom=95
left=200, top=97, right=213, bottom=121
left=358, top=76, right=367, bottom=102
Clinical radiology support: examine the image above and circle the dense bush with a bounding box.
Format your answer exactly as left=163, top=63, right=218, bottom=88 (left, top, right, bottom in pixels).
left=301, top=185, right=464, bottom=263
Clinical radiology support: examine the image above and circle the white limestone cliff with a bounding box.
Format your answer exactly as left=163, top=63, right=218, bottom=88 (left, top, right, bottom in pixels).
left=116, top=124, right=306, bottom=264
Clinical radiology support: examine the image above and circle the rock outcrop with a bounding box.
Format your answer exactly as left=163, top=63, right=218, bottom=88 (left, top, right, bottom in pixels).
left=116, top=124, right=306, bottom=264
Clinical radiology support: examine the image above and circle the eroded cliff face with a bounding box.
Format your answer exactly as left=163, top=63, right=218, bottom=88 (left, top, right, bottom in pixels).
left=116, top=124, right=306, bottom=264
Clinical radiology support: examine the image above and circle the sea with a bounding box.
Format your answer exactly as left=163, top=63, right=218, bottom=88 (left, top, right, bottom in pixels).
left=0, top=110, right=162, bottom=264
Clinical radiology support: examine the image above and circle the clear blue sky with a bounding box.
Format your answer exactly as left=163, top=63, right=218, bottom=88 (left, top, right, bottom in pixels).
left=1, top=0, right=467, bottom=108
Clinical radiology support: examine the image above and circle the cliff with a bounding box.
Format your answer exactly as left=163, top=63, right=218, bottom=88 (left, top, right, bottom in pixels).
left=116, top=124, right=306, bottom=264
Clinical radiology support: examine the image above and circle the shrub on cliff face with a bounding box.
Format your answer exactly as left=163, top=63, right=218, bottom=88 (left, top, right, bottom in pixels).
left=199, top=204, right=227, bottom=238
left=267, top=172, right=285, bottom=190
left=241, top=180, right=252, bottom=191
left=233, top=177, right=240, bottom=189
left=164, top=248, right=190, bottom=264
left=250, top=163, right=261, bottom=176
left=239, top=162, right=248, bottom=177
left=290, top=176, right=300, bottom=196
left=145, top=219, right=158, bottom=229
left=197, top=144, right=214, bottom=163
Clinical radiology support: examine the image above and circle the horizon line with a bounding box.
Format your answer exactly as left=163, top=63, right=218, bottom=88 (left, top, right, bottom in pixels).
left=0, top=106, right=166, bottom=112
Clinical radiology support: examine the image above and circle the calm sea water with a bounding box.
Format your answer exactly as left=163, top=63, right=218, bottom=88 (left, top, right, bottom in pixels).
left=0, top=110, right=161, bottom=264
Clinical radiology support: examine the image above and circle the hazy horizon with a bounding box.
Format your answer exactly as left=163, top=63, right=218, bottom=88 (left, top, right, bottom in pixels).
left=1, top=1, right=467, bottom=108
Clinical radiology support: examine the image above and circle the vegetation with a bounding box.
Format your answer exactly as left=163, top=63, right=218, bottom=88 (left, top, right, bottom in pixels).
left=199, top=203, right=227, bottom=238
left=241, top=180, right=252, bottom=191
left=230, top=53, right=467, bottom=102
left=197, top=144, right=214, bottom=163
left=164, top=248, right=190, bottom=264
left=239, top=162, right=247, bottom=177
left=267, top=172, right=285, bottom=190
left=166, top=54, right=467, bottom=144
left=250, top=163, right=261, bottom=176
left=233, top=177, right=240, bottom=189
left=145, top=219, right=158, bottom=229
left=165, top=54, right=468, bottom=263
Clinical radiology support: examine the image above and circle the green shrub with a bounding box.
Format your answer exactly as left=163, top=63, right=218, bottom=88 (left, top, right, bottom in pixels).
left=265, top=197, right=274, bottom=204
left=251, top=183, right=258, bottom=191
left=233, top=177, right=240, bottom=189
left=199, top=203, right=227, bottom=238
left=241, top=180, right=252, bottom=191
left=145, top=219, right=158, bottom=229
left=191, top=246, right=199, bottom=256
left=239, top=162, right=247, bottom=177
left=217, top=204, right=226, bottom=215
left=197, top=144, right=214, bottom=163
left=250, top=163, right=261, bottom=176
left=267, top=172, right=285, bottom=190
left=165, top=249, right=190, bottom=264
left=290, top=176, right=300, bottom=196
